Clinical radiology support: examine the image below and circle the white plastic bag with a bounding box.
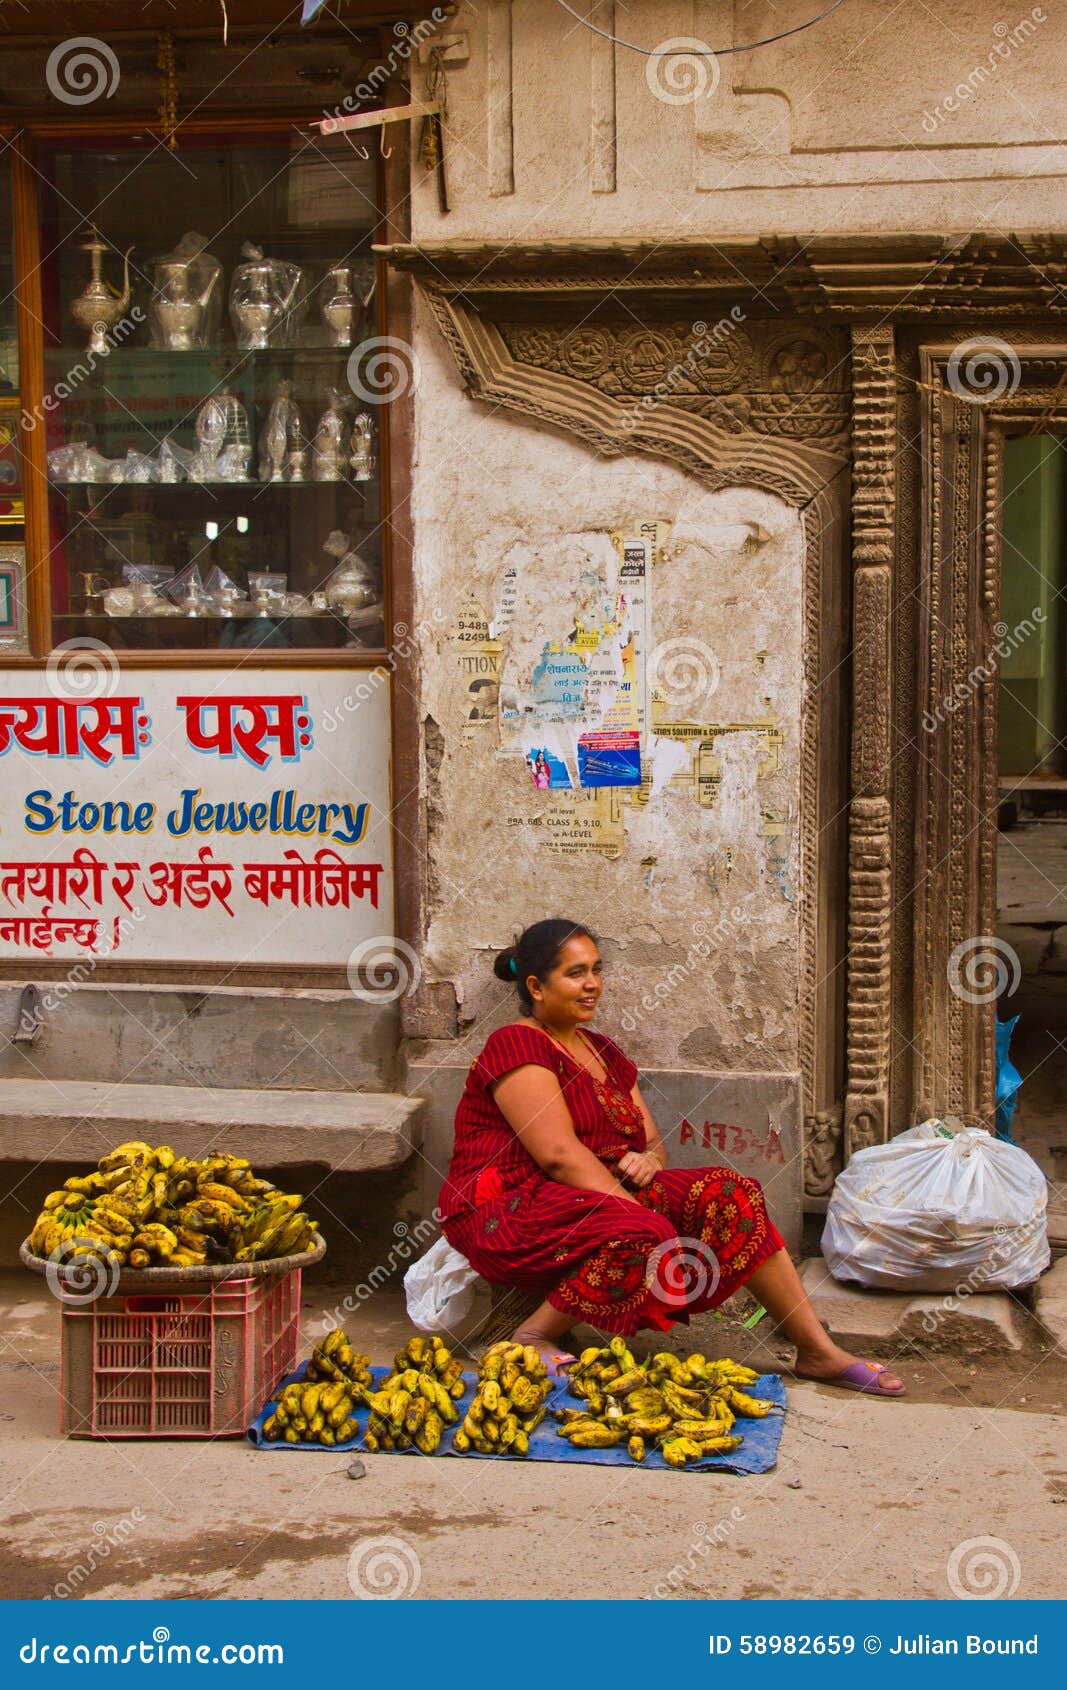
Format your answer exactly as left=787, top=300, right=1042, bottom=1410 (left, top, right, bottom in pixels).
left=403, top=1235, right=480, bottom=1332
left=822, top=1120, right=1049, bottom=1292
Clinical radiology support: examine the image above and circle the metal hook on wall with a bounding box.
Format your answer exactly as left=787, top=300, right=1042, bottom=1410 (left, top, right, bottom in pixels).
left=342, top=132, right=370, bottom=161
left=379, top=125, right=393, bottom=160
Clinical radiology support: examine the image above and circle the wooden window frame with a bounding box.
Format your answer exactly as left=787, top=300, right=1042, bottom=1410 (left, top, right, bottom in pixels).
left=4, top=113, right=397, bottom=672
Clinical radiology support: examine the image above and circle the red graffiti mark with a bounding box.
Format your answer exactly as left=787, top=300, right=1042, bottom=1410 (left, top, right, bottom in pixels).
left=679, top=1119, right=695, bottom=1145
left=698, top=1121, right=786, bottom=1162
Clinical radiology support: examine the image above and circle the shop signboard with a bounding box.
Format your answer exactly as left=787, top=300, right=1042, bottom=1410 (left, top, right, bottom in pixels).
left=0, top=669, right=392, bottom=965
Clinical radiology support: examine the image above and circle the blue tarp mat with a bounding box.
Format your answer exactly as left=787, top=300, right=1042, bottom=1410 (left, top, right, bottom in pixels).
left=247, top=1363, right=786, bottom=1475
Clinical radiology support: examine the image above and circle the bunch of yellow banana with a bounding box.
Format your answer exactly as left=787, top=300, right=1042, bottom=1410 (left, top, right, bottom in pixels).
left=452, top=1341, right=552, bottom=1457
left=555, top=1340, right=775, bottom=1465
left=363, top=1335, right=466, bottom=1455
left=262, top=1378, right=359, bottom=1447
left=305, top=1327, right=374, bottom=1391
left=28, top=1141, right=321, bottom=1272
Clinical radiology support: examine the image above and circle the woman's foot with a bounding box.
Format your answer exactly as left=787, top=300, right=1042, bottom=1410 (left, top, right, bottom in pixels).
left=511, top=1325, right=577, bottom=1377
left=793, top=1342, right=905, bottom=1396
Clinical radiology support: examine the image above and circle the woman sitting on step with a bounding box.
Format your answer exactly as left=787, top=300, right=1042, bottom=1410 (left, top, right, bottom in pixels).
left=438, top=918, right=905, bottom=1397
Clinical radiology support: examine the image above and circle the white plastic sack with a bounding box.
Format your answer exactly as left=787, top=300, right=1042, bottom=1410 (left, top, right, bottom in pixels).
left=822, top=1120, right=1049, bottom=1292
left=403, top=1235, right=480, bottom=1332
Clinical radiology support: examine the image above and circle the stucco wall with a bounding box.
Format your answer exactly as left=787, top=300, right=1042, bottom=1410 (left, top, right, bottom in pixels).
left=410, top=0, right=1063, bottom=242
left=410, top=294, right=804, bottom=1070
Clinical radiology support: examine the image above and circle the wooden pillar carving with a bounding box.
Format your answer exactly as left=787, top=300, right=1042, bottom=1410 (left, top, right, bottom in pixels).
left=843, top=326, right=896, bottom=1160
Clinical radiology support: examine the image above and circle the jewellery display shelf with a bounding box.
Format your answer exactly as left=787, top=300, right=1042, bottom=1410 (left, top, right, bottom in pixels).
left=39, top=135, right=384, bottom=652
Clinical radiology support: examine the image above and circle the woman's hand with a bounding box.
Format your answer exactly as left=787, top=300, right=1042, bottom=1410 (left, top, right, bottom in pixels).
left=618, top=1150, right=663, bottom=1189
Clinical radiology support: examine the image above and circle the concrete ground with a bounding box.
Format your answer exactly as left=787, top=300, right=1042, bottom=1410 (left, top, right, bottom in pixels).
left=0, top=1272, right=1064, bottom=1602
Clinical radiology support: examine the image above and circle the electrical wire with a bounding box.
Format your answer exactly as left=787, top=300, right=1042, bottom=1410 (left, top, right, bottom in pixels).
left=552, top=0, right=853, bottom=58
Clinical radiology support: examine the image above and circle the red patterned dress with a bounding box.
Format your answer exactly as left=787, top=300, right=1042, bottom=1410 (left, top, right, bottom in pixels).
left=438, top=1023, right=784, bottom=1336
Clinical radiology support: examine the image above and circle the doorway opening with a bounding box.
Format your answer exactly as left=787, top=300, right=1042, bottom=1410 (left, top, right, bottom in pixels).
left=995, top=433, right=1067, bottom=1208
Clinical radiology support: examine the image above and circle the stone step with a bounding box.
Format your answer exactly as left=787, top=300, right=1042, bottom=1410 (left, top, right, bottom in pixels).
left=0, top=1077, right=423, bottom=1173
left=1034, top=1258, right=1067, bottom=1358
left=0, top=983, right=400, bottom=1094
left=798, top=1256, right=1029, bottom=1356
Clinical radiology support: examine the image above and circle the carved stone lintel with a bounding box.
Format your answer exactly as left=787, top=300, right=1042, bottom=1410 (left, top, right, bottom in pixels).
left=421, top=288, right=848, bottom=502
left=380, top=233, right=1067, bottom=319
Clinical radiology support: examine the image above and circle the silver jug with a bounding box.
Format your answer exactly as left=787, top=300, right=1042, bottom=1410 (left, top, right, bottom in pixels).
left=230, top=243, right=305, bottom=350
left=320, top=264, right=356, bottom=348
left=150, top=233, right=222, bottom=350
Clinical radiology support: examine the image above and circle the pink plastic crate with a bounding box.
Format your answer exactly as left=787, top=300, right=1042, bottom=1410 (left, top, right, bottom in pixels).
left=59, top=1269, right=302, bottom=1439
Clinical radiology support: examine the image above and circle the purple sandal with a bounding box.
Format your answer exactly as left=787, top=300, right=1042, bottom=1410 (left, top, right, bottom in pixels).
left=544, top=1351, right=577, bottom=1380
left=795, top=1359, right=906, bottom=1397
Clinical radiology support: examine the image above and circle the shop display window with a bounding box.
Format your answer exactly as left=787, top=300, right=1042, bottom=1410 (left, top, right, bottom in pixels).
left=38, top=133, right=385, bottom=652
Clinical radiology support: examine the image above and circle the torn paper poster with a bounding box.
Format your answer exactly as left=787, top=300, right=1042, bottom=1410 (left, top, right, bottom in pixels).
left=648, top=734, right=692, bottom=796
left=495, top=528, right=661, bottom=781
left=526, top=746, right=573, bottom=789
left=452, top=602, right=502, bottom=744
left=577, top=729, right=641, bottom=787
left=542, top=789, right=625, bottom=858
left=648, top=719, right=785, bottom=807
left=763, top=809, right=793, bottom=900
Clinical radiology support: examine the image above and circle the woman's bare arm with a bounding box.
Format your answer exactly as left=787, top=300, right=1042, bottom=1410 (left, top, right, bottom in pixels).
left=491, top=1065, right=640, bottom=1202
left=615, top=1084, right=670, bottom=1186
left=631, top=1083, right=669, bottom=1166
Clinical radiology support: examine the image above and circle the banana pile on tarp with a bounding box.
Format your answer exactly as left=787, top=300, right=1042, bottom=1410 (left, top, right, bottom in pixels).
left=557, top=1340, right=776, bottom=1466
left=453, top=1340, right=552, bottom=1456
left=262, top=1330, right=373, bottom=1446
left=363, top=1335, right=466, bottom=1455
left=27, top=1141, right=319, bottom=1270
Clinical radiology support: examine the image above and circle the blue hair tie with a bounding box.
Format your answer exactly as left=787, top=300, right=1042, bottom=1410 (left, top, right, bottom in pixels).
left=508, top=955, right=518, bottom=978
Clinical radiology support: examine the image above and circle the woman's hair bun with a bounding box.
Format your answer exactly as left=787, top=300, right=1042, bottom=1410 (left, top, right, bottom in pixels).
left=493, top=947, right=517, bottom=982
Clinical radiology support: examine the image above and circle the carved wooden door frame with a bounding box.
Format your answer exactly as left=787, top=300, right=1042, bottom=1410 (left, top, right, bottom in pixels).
left=907, top=339, right=1067, bottom=1132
